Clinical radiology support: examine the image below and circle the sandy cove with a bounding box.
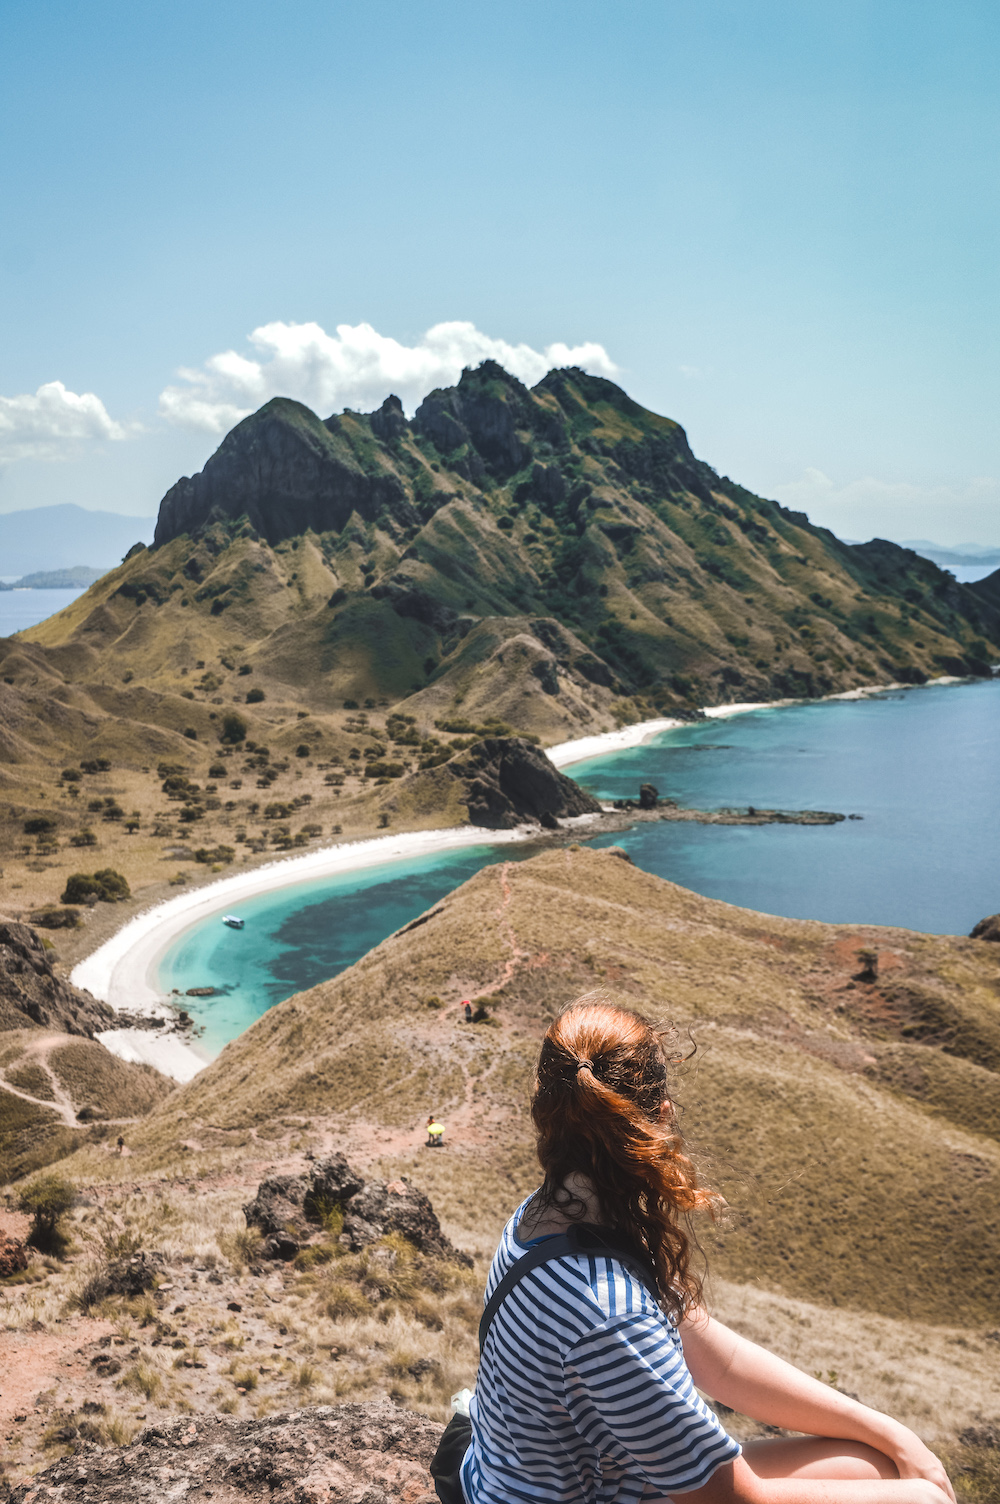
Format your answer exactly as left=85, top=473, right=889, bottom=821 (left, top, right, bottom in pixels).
left=72, top=680, right=954, bottom=1084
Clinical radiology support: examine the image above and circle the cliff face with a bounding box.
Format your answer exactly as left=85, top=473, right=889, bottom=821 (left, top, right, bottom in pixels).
left=0, top=920, right=113, bottom=1036
left=154, top=398, right=420, bottom=548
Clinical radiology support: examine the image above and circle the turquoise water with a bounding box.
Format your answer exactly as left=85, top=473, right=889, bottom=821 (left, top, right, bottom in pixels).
left=158, top=842, right=545, bottom=1055
left=160, top=679, right=1000, bottom=1053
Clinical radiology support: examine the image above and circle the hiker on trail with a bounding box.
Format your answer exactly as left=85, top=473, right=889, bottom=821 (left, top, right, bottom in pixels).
left=464, top=1001, right=473, bottom=1022
left=426, top=1114, right=444, bottom=1148
left=116, top=1135, right=125, bottom=1156
left=445, top=997, right=954, bottom=1504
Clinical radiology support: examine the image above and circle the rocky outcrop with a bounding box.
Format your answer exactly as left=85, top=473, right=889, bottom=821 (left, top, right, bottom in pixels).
left=0, top=920, right=114, bottom=1036
left=153, top=398, right=419, bottom=548
left=7, top=1401, right=442, bottom=1504
left=444, top=737, right=602, bottom=830
left=242, top=1154, right=471, bottom=1265
left=970, top=913, right=1000, bottom=942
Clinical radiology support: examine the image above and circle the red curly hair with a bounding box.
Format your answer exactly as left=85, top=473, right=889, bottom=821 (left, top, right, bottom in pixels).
left=531, top=996, right=719, bottom=1323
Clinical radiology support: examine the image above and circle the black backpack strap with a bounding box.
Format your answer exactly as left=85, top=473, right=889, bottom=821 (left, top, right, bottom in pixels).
left=478, top=1223, right=659, bottom=1353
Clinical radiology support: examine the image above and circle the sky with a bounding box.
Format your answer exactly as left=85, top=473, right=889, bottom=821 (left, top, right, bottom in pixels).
left=1, top=0, right=998, bottom=546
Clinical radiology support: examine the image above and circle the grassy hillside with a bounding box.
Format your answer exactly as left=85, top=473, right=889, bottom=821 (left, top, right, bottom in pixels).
left=63, top=847, right=1000, bottom=1329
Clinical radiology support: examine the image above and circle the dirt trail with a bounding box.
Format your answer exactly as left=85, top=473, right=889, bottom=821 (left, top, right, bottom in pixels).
left=0, top=1033, right=78, bottom=1128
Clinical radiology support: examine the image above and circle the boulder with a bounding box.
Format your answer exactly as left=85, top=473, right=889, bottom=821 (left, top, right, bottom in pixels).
left=0, top=1236, right=28, bottom=1278
left=243, top=1155, right=471, bottom=1266
left=7, top=1401, right=443, bottom=1504
left=970, top=914, right=1000, bottom=943
left=341, top=1179, right=472, bottom=1265
left=446, top=737, right=602, bottom=830
left=638, top=782, right=659, bottom=810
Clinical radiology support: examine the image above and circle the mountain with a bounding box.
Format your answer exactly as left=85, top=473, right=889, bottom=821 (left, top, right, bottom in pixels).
left=902, top=539, right=1000, bottom=568
left=0, top=919, right=173, bottom=1180
left=2, top=364, right=997, bottom=926
left=20, top=365, right=1000, bottom=711
left=0, top=504, right=153, bottom=578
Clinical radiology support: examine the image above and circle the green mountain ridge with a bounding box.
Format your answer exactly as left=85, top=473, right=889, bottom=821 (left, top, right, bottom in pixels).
left=22, top=361, right=993, bottom=731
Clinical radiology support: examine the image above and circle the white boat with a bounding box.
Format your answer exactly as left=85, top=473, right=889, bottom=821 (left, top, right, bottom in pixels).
left=222, top=914, right=245, bottom=930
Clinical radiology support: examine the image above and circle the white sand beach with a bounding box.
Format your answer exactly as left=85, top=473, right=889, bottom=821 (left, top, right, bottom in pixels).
left=546, top=717, right=685, bottom=767
left=71, top=821, right=582, bottom=1081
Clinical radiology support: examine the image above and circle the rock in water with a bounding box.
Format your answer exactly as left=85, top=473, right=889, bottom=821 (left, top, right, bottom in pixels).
left=446, top=736, right=602, bottom=829
left=638, top=782, right=659, bottom=810
left=7, top=1401, right=443, bottom=1503
left=970, top=913, right=1000, bottom=942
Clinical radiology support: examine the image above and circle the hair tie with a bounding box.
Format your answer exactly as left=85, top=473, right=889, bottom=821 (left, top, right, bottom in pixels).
left=575, top=1059, right=591, bottom=1073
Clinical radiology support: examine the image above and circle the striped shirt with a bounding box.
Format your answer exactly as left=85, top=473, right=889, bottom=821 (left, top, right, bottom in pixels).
left=462, top=1196, right=740, bottom=1503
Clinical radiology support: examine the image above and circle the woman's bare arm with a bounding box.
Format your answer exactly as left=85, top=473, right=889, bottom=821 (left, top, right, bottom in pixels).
left=672, top=1456, right=950, bottom=1503
left=679, top=1311, right=954, bottom=1503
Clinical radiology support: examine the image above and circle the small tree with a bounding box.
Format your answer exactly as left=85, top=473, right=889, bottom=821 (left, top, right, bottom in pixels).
left=856, top=948, right=879, bottom=982
left=220, top=712, right=247, bottom=745
left=19, top=1174, right=75, bottom=1255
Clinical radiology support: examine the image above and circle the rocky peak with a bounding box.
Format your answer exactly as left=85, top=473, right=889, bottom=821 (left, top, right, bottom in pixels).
left=153, top=397, right=415, bottom=548
left=370, top=393, right=409, bottom=442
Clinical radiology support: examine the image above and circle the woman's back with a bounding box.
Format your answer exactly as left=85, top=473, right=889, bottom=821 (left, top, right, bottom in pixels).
left=464, top=1196, right=739, bottom=1504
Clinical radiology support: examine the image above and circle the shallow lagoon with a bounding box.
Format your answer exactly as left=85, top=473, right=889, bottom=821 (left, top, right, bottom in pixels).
left=160, top=679, right=1000, bottom=1052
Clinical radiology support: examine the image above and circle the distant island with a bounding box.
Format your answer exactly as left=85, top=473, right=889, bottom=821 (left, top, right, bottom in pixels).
left=0, top=564, right=109, bottom=591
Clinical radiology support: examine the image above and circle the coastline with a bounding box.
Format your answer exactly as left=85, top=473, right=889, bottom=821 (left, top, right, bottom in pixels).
left=72, top=821, right=582, bottom=1082
left=72, top=674, right=971, bottom=1084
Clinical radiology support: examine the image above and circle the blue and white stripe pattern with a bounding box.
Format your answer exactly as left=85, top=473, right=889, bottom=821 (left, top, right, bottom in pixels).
left=462, top=1196, right=740, bottom=1503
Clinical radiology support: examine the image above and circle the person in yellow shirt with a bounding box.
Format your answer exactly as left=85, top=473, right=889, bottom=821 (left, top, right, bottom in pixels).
left=426, top=1113, right=444, bottom=1147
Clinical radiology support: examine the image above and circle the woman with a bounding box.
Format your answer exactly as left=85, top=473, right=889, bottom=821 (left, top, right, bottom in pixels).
left=462, top=999, right=954, bottom=1503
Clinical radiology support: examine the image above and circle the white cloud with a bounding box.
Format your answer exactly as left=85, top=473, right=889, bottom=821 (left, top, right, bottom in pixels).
left=771, top=468, right=1000, bottom=548
left=0, top=380, right=127, bottom=463
left=158, top=319, right=619, bottom=433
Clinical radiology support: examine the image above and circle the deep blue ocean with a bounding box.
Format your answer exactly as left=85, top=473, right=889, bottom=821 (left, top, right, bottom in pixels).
left=0, top=586, right=88, bottom=636
left=159, top=679, right=999, bottom=1054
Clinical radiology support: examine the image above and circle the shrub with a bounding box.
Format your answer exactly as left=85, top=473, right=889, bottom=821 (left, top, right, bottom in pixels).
left=19, top=1174, right=75, bottom=1255
left=245, top=687, right=265, bottom=704
left=343, top=699, right=359, bottom=709
left=24, top=816, right=57, bottom=835
left=69, top=829, right=97, bottom=847
left=263, top=802, right=292, bottom=820
left=295, top=743, right=310, bottom=757
left=209, top=761, right=227, bottom=777
left=61, top=869, right=131, bottom=905
left=60, top=768, right=81, bottom=782
left=183, top=727, right=198, bottom=740
left=79, top=757, right=111, bottom=774
left=31, top=907, right=80, bottom=930
left=366, top=760, right=405, bottom=779
left=326, top=1282, right=370, bottom=1319
left=194, top=845, right=235, bottom=865
left=238, top=664, right=252, bottom=675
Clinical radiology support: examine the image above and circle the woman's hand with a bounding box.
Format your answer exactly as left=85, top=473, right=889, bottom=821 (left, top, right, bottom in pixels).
left=882, top=1426, right=955, bottom=1504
